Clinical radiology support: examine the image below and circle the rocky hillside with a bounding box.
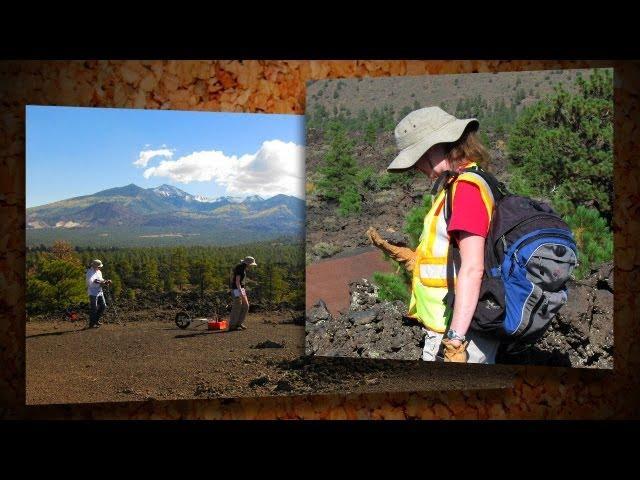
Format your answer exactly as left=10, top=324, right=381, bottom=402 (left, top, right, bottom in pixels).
left=306, top=262, right=614, bottom=369
left=306, top=69, right=589, bottom=120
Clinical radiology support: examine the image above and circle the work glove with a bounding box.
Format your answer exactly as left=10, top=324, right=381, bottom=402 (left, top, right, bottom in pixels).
left=366, top=227, right=417, bottom=273
left=441, top=338, right=469, bottom=363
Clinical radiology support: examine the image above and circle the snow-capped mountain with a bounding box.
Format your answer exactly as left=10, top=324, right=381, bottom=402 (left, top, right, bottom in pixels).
left=193, top=195, right=216, bottom=203
left=26, top=183, right=305, bottom=246
left=152, top=184, right=193, bottom=200
left=243, top=195, right=265, bottom=203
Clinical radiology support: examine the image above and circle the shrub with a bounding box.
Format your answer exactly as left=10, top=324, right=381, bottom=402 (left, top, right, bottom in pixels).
left=356, top=166, right=379, bottom=191
left=312, top=242, right=341, bottom=258
left=338, top=186, right=362, bottom=216
left=376, top=171, right=415, bottom=190
left=404, top=193, right=434, bottom=249
left=364, top=121, right=377, bottom=146
left=373, top=271, right=410, bottom=304
left=26, top=256, right=86, bottom=314
left=564, top=205, right=613, bottom=280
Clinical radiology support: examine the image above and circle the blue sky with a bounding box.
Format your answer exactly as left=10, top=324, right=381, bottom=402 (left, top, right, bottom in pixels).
left=26, top=106, right=305, bottom=208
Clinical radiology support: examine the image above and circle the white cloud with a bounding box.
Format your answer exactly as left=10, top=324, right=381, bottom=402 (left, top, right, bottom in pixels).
left=142, top=140, right=305, bottom=198
left=134, top=148, right=174, bottom=168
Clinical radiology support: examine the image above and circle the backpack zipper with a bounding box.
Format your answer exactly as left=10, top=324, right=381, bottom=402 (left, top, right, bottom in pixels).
left=497, top=213, right=563, bottom=249
left=506, top=232, right=575, bottom=277
left=513, top=232, right=575, bottom=265
left=495, top=213, right=557, bottom=265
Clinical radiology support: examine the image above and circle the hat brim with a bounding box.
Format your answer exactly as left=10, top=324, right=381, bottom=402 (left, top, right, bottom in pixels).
left=387, top=118, right=478, bottom=172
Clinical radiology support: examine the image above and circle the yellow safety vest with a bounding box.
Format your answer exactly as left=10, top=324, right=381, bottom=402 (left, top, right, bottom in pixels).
left=407, top=164, right=495, bottom=332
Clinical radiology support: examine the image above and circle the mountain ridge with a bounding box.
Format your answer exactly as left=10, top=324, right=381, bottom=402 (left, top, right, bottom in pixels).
left=26, top=184, right=304, bottom=247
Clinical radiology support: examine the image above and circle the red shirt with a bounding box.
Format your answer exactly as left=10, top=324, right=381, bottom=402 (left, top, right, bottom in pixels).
left=447, top=180, right=490, bottom=238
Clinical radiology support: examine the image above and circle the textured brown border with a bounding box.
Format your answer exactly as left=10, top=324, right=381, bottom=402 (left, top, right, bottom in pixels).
left=1, top=60, right=638, bottom=419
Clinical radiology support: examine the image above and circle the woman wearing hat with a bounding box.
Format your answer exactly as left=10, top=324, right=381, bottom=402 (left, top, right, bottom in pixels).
left=228, top=256, right=257, bottom=331
left=369, top=107, right=500, bottom=363
left=85, top=259, right=112, bottom=328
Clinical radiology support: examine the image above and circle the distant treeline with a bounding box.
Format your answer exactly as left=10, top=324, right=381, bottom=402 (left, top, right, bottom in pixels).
left=26, top=240, right=305, bottom=314
left=26, top=225, right=303, bottom=248
left=306, top=88, right=528, bottom=146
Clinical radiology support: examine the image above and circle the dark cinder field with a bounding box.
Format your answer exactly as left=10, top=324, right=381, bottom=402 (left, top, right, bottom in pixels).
left=26, top=308, right=512, bottom=405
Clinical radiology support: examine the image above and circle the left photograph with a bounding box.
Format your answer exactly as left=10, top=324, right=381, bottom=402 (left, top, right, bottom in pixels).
left=25, top=106, right=307, bottom=404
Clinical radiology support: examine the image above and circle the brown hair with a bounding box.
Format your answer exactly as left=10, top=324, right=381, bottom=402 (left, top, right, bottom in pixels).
left=444, top=124, right=491, bottom=170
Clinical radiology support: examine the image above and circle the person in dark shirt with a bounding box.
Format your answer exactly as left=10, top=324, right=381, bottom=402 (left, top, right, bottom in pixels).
left=228, top=256, right=257, bottom=330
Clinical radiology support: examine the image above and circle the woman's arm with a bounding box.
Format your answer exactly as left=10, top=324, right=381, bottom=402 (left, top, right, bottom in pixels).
left=448, top=231, right=485, bottom=344
left=235, top=274, right=248, bottom=305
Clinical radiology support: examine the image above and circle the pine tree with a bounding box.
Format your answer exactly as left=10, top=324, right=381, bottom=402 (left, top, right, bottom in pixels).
left=565, top=205, right=613, bottom=279
left=138, top=255, right=160, bottom=291
left=108, top=268, right=123, bottom=297
left=338, top=185, right=362, bottom=216
left=117, top=257, right=134, bottom=287
left=317, top=121, right=358, bottom=201
left=27, top=256, right=86, bottom=313
left=170, top=247, right=189, bottom=290
left=50, top=240, right=80, bottom=265
left=508, top=69, right=613, bottom=224
left=364, top=120, right=377, bottom=146
left=189, top=257, right=217, bottom=298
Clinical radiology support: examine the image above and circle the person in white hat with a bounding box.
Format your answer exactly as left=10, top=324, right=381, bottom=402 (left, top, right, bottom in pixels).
left=228, top=256, right=257, bottom=331
left=369, top=106, right=500, bottom=363
left=85, top=259, right=112, bottom=328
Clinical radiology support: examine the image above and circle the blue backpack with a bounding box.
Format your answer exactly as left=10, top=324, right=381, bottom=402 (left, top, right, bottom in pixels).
left=439, top=167, right=578, bottom=347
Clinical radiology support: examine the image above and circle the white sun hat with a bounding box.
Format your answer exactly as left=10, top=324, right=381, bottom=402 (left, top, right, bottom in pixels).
left=387, top=106, right=479, bottom=171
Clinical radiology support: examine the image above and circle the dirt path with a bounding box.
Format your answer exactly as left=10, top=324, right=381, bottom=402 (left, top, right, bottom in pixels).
left=306, top=248, right=396, bottom=316
left=26, top=313, right=304, bottom=404
left=27, top=311, right=512, bottom=404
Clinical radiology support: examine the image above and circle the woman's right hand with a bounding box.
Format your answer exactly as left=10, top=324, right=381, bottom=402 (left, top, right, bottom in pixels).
left=366, top=227, right=417, bottom=272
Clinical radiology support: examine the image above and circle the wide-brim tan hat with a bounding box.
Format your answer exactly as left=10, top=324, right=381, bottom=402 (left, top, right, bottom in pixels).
left=387, top=106, right=479, bottom=171
left=242, top=256, right=257, bottom=266
left=91, top=259, right=103, bottom=268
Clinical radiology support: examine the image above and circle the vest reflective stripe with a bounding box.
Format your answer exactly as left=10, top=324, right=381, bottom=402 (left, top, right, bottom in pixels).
left=407, top=165, right=495, bottom=332
left=418, top=261, right=448, bottom=287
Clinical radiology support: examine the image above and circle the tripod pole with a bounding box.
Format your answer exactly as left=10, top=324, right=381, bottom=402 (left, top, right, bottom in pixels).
left=105, top=284, right=121, bottom=324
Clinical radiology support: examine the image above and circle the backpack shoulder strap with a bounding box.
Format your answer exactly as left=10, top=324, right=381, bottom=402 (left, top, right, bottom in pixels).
left=437, top=173, right=459, bottom=322
left=462, top=166, right=509, bottom=201
left=430, top=170, right=460, bottom=223
left=440, top=166, right=507, bottom=326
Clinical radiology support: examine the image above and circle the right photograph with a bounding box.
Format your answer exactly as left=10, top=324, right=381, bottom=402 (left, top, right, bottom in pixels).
left=305, top=67, right=614, bottom=369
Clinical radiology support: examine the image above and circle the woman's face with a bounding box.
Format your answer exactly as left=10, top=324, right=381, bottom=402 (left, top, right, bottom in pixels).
left=414, top=144, right=450, bottom=180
